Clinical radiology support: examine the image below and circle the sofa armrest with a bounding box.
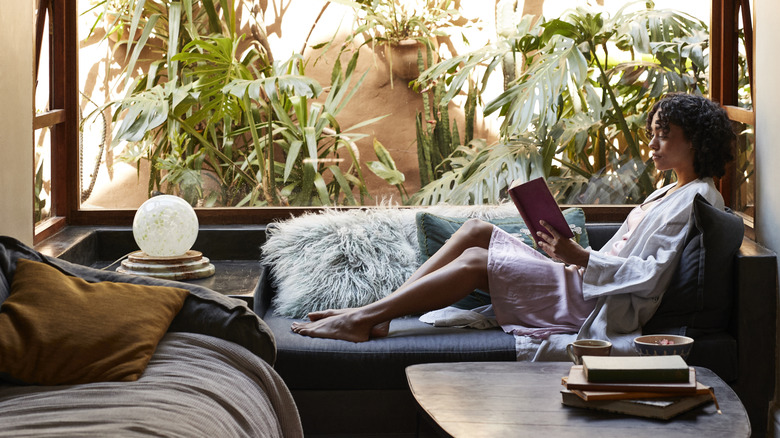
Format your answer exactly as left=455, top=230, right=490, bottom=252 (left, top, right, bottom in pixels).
left=253, top=263, right=275, bottom=318
left=732, top=237, right=777, bottom=435
left=584, top=223, right=621, bottom=251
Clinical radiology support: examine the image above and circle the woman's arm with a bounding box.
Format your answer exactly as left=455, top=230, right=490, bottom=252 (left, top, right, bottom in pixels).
left=582, top=203, right=691, bottom=300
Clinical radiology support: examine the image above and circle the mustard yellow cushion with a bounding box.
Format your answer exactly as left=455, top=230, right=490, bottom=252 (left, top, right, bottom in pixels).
left=0, top=259, right=189, bottom=385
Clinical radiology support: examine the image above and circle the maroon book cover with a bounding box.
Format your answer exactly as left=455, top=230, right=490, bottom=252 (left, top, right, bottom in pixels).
left=508, top=177, right=573, bottom=245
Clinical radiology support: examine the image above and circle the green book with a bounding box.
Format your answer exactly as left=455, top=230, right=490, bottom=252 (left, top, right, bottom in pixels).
left=581, top=355, right=690, bottom=383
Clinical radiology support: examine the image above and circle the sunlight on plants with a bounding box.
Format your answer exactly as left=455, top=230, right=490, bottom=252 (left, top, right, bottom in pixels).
left=412, top=0, right=711, bottom=205
left=74, top=0, right=738, bottom=210
left=80, top=0, right=408, bottom=207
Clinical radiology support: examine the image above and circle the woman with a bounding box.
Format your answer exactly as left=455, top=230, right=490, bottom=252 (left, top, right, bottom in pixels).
left=292, top=93, right=736, bottom=352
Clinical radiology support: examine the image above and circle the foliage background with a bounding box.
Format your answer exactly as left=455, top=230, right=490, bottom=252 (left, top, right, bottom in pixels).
left=74, top=0, right=715, bottom=210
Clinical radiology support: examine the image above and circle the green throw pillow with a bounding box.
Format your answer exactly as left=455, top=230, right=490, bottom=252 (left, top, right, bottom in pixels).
left=415, top=208, right=589, bottom=309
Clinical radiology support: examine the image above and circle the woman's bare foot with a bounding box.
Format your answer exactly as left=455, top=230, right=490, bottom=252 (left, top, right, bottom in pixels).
left=291, top=311, right=376, bottom=342
left=306, top=308, right=390, bottom=338
left=307, top=308, right=352, bottom=321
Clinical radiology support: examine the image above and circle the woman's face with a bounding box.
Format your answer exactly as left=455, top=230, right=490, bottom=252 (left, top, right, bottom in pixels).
left=648, top=112, right=696, bottom=175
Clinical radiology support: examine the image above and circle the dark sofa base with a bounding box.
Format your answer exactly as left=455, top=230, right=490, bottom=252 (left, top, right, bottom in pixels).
left=291, top=389, right=439, bottom=437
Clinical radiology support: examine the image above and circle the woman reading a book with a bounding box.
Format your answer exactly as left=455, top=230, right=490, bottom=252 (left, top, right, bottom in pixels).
left=291, top=93, right=736, bottom=351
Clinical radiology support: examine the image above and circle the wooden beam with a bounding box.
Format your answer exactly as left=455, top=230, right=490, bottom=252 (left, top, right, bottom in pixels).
left=33, top=216, right=67, bottom=245
left=38, top=0, right=78, bottom=234
left=710, top=0, right=740, bottom=106
left=711, top=0, right=753, bottom=213
left=724, top=105, right=755, bottom=125
left=33, top=109, right=66, bottom=130
left=49, top=0, right=67, bottom=222
left=64, top=0, right=80, bottom=222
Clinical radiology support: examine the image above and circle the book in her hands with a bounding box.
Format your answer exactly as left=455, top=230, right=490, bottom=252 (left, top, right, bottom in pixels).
left=508, top=177, right=573, bottom=245
left=581, top=355, right=690, bottom=383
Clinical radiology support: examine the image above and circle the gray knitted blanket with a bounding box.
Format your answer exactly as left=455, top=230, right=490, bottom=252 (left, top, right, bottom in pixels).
left=0, top=332, right=302, bottom=437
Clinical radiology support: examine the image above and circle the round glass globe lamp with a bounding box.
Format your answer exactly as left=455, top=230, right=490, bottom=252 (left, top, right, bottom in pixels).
left=132, top=195, right=199, bottom=257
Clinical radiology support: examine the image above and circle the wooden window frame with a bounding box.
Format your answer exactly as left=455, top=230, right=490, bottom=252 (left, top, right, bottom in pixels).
left=41, top=1, right=747, bottom=232
left=33, top=0, right=78, bottom=243
left=710, top=0, right=755, bottom=238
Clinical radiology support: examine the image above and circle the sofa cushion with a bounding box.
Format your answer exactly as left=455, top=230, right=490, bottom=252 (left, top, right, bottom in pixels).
left=263, top=312, right=516, bottom=390
left=416, top=208, right=589, bottom=309
left=0, top=259, right=188, bottom=385
left=643, top=194, right=744, bottom=337
left=261, top=209, right=420, bottom=319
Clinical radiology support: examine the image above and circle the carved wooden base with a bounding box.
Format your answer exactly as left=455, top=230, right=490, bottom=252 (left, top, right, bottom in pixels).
left=117, top=250, right=215, bottom=280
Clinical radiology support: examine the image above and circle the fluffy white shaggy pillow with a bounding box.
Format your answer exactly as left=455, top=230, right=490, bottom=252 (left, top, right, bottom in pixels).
left=262, top=208, right=420, bottom=319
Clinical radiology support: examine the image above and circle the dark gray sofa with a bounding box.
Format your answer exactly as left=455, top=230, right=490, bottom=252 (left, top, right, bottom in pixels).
left=254, top=222, right=778, bottom=437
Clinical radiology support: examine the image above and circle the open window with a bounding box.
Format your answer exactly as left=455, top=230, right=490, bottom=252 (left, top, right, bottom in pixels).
left=38, top=1, right=753, bottom=232
left=33, top=0, right=78, bottom=243
left=710, top=0, right=755, bottom=235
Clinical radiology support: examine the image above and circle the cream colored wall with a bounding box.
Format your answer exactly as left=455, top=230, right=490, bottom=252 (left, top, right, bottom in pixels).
left=755, top=2, right=780, bottom=244
left=0, top=1, right=33, bottom=245
left=755, top=0, right=780, bottom=435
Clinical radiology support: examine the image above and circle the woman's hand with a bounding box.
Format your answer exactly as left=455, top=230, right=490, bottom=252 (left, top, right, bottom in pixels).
left=536, top=220, right=590, bottom=268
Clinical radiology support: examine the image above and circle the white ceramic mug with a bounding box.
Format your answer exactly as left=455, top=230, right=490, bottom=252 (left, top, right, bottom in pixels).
left=566, top=339, right=613, bottom=365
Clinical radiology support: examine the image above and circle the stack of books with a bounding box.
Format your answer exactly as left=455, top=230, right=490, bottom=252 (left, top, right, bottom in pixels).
left=560, top=355, right=719, bottom=420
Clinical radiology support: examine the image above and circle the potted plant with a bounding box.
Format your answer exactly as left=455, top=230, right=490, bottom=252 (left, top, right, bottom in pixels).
left=338, top=0, right=464, bottom=83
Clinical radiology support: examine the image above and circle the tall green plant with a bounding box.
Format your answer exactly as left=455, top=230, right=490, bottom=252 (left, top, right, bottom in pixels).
left=413, top=2, right=708, bottom=205
left=98, top=0, right=400, bottom=206
left=414, top=44, right=477, bottom=188
left=224, top=52, right=389, bottom=206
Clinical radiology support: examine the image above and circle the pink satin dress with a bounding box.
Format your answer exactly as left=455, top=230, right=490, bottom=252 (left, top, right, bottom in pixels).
left=487, top=200, right=658, bottom=338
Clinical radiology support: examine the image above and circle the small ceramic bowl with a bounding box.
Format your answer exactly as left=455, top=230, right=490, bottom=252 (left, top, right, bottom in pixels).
left=634, top=334, right=694, bottom=361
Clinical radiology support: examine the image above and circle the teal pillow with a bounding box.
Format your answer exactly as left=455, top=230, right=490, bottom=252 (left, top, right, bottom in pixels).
left=415, top=208, right=589, bottom=309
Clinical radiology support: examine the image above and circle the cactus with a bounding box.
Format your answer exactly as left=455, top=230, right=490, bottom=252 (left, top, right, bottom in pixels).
left=415, top=113, right=434, bottom=187
left=415, top=45, right=478, bottom=186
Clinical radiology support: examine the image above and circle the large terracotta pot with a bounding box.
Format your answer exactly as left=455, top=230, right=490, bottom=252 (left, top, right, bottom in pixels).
left=385, top=38, right=437, bottom=81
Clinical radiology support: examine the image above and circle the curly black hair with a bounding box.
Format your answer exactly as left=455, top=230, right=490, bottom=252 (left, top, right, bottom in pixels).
left=645, top=93, right=736, bottom=178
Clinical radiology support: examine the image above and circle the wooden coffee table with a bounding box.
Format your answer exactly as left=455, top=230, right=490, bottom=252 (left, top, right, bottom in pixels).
left=406, top=362, right=750, bottom=438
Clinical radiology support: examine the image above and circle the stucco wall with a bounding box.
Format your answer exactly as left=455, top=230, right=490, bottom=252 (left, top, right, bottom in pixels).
left=754, top=0, right=780, bottom=435
left=0, top=1, right=34, bottom=244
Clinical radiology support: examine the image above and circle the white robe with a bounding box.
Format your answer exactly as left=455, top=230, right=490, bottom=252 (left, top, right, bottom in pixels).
left=577, top=177, right=724, bottom=355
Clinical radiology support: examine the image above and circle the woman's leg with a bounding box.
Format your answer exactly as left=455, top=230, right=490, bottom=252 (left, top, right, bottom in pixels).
left=292, top=220, right=495, bottom=342
left=401, top=218, right=494, bottom=286
left=307, top=218, right=494, bottom=321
